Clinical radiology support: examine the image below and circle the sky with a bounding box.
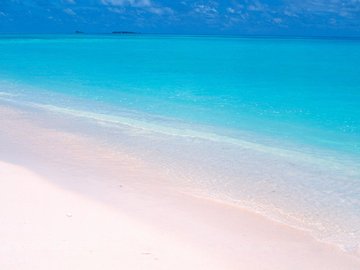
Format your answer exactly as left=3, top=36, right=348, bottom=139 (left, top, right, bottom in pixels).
left=0, top=0, right=359, bottom=36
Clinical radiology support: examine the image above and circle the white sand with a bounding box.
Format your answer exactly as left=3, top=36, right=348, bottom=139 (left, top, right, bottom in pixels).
left=1, top=104, right=360, bottom=269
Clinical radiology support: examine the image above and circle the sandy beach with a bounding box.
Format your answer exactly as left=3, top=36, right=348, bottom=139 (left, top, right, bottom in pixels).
left=1, top=103, right=360, bottom=270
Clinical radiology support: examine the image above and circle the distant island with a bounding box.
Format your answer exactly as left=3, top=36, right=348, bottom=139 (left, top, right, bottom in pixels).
left=112, top=31, right=138, bottom=35
left=73, top=31, right=139, bottom=35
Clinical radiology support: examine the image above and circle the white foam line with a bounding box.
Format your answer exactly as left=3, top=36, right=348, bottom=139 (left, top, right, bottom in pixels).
left=0, top=91, right=17, bottom=97
left=35, top=104, right=353, bottom=169
left=1, top=96, right=358, bottom=173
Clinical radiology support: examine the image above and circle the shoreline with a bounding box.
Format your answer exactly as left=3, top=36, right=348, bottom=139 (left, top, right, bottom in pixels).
left=1, top=95, right=360, bottom=250
left=1, top=103, right=360, bottom=269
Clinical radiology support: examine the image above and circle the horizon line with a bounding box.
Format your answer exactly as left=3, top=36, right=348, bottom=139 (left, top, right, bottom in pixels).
left=1, top=32, right=360, bottom=40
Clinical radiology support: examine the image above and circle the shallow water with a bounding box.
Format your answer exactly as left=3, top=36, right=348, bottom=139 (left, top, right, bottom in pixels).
left=0, top=34, right=359, bottom=252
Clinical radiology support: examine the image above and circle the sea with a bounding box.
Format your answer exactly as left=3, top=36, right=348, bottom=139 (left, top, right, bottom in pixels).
left=0, top=34, right=359, bottom=253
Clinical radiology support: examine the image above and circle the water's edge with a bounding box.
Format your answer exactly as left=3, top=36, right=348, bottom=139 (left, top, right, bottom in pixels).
left=1, top=92, right=359, bottom=255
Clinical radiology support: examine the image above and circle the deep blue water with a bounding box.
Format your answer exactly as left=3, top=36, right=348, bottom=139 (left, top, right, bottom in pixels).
left=0, top=35, right=359, bottom=251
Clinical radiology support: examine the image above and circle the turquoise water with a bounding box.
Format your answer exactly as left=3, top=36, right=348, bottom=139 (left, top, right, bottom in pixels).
left=0, top=35, right=360, bottom=251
